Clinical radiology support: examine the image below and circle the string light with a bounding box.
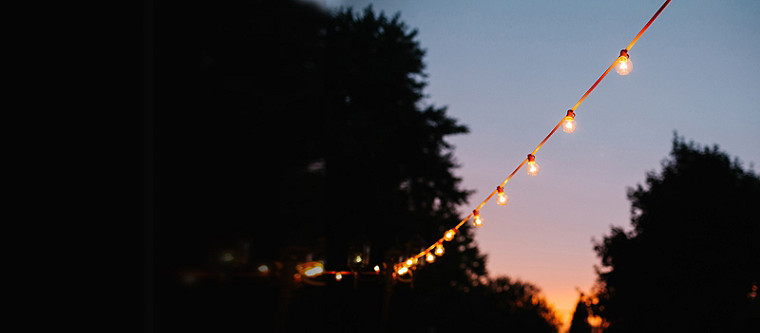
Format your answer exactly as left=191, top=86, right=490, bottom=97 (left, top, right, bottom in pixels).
left=615, top=49, right=632, bottom=75
left=335, top=272, right=343, bottom=281
left=298, top=262, right=325, bottom=278
left=562, top=110, right=576, bottom=133
left=444, top=229, right=456, bottom=241
left=435, top=243, right=445, bottom=256
left=526, top=154, right=540, bottom=176
left=496, top=186, right=508, bottom=206
left=472, top=210, right=483, bottom=228
left=282, top=0, right=671, bottom=284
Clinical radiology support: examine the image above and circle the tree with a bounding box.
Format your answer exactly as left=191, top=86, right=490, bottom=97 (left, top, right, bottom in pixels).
left=592, top=134, right=760, bottom=332
left=568, top=295, right=592, bottom=333
left=154, top=1, right=561, bottom=332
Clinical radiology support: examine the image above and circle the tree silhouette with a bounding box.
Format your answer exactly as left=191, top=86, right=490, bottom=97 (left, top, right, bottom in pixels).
left=592, top=133, right=760, bottom=332
left=153, top=1, right=560, bottom=332
left=568, top=294, right=592, bottom=333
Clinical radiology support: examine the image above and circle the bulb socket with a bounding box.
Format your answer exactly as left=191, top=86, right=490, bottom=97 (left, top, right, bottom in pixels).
left=527, top=154, right=535, bottom=162
left=566, top=110, right=576, bottom=118
left=619, top=49, right=629, bottom=59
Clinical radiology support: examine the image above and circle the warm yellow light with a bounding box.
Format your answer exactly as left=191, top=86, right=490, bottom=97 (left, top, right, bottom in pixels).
left=496, top=186, right=508, bottom=206
left=397, top=266, right=409, bottom=275
left=526, top=154, right=540, bottom=176
left=588, top=315, right=603, bottom=327
left=562, top=110, right=577, bottom=133
left=304, top=266, right=324, bottom=277
left=425, top=252, right=436, bottom=263
left=297, top=261, right=325, bottom=278
left=615, top=54, right=632, bottom=75
left=257, top=264, right=270, bottom=273
left=374, top=265, right=380, bottom=272
left=563, top=117, right=576, bottom=133
left=335, top=272, right=343, bottom=281
left=444, top=229, right=456, bottom=241
left=406, top=258, right=414, bottom=266
left=472, top=210, right=483, bottom=228
left=435, top=243, right=445, bottom=256
left=354, top=255, right=363, bottom=263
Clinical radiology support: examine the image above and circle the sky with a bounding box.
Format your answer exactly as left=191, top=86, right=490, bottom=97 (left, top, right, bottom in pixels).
left=309, top=0, right=760, bottom=328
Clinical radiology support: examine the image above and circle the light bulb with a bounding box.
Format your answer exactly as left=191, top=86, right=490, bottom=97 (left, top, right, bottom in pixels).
left=335, top=272, right=343, bottom=281
left=472, top=209, right=483, bottom=228
left=396, top=266, right=409, bottom=275
left=435, top=243, right=445, bottom=256
left=444, top=229, right=456, bottom=241
left=374, top=265, right=380, bottom=272
left=496, top=186, right=508, bottom=206
left=405, top=258, right=414, bottom=267
left=526, top=154, right=540, bottom=176
left=303, top=266, right=324, bottom=277
left=615, top=49, right=632, bottom=76
left=563, top=110, right=576, bottom=133
left=425, top=252, right=436, bottom=263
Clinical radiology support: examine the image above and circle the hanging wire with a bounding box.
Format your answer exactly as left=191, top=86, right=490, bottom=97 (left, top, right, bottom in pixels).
left=394, top=0, right=672, bottom=274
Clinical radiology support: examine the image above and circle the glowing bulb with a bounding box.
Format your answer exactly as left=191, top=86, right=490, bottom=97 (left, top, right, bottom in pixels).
left=563, top=110, right=576, bottom=133
left=397, top=266, right=409, bottom=275
left=472, top=209, right=483, bottom=228
left=496, top=186, right=508, bottom=206
left=435, top=243, right=445, bottom=256
left=405, top=258, right=414, bottom=267
left=353, top=255, right=362, bottom=263
left=526, top=154, right=540, bottom=176
left=444, top=229, right=456, bottom=241
left=425, top=252, right=436, bottom=263
left=257, top=264, right=270, bottom=273
left=374, top=265, right=380, bottom=272
left=297, top=261, right=325, bottom=277
left=615, top=49, right=632, bottom=75
left=304, top=266, right=323, bottom=277
left=335, top=272, right=343, bottom=281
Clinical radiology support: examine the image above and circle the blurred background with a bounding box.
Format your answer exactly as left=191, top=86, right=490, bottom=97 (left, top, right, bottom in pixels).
left=147, top=1, right=759, bottom=332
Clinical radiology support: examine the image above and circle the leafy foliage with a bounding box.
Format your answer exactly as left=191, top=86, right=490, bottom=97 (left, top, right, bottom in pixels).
left=154, top=1, right=559, bottom=332
left=592, top=134, right=760, bottom=332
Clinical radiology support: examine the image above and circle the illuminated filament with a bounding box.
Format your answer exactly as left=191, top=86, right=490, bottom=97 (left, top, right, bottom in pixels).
left=615, top=49, right=632, bottom=76
left=496, top=186, right=508, bottom=206
left=563, top=110, right=576, bottom=133
left=526, top=154, right=540, bottom=176
left=335, top=272, right=343, bottom=281
left=425, top=252, right=436, bottom=263
left=444, top=229, right=456, bottom=241
left=397, top=266, right=409, bottom=275
left=472, top=209, right=483, bottom=228
left=434, top=243, right=445, bottom=256
left=405, top=258, right=414, bottom=267
left=374, top=265, right=380, bottom=272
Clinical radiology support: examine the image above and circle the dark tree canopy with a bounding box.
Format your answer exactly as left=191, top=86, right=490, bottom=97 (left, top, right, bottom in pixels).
left=592, top=134, right=760, bottom=332
left=154, top=1, right=559, bottom=332
left=568, top=296, right=592, bottom=333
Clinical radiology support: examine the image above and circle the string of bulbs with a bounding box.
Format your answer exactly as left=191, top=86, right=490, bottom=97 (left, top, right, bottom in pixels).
left=246, top=0, right=673, bottom=284
left=392, top=0, right=672, bottom=278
